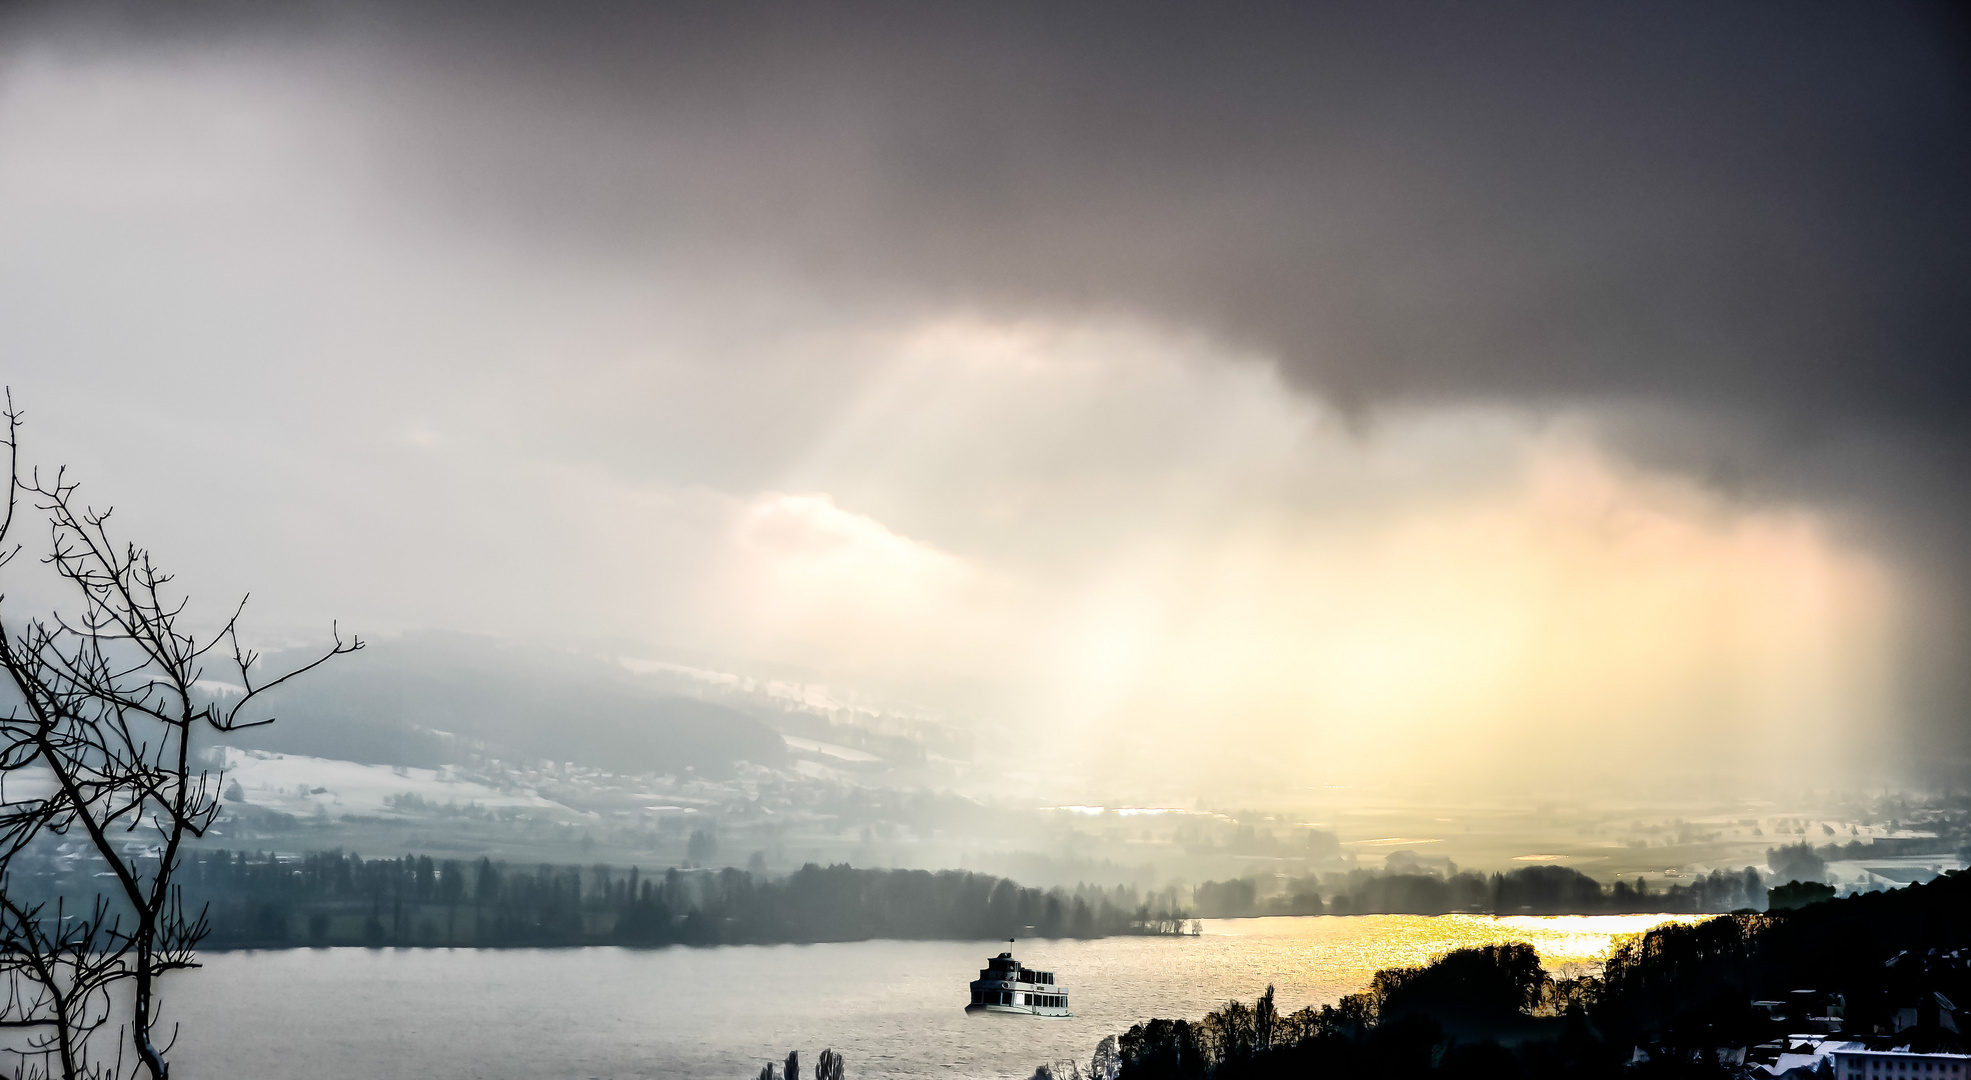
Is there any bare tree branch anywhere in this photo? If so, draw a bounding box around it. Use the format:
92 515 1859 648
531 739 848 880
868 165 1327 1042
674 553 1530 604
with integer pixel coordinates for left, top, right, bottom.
0 392 357 1079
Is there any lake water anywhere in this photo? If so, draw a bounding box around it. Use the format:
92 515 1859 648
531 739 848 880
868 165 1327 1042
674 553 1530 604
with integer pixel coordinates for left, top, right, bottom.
163 915 1695 1080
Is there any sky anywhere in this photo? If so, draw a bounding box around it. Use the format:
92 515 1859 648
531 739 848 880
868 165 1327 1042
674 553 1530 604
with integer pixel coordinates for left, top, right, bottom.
0 1 1966 802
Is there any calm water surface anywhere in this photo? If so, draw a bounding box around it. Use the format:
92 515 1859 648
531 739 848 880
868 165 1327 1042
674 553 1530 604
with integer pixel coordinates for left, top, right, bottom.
170 915 1695 1080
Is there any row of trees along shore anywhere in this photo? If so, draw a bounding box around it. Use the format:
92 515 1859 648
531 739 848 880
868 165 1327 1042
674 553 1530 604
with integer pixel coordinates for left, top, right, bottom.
99 852 1192 948
14 848 1803 954
1191 863 1769 918
6 849 1796 956
1057 869 1971 1080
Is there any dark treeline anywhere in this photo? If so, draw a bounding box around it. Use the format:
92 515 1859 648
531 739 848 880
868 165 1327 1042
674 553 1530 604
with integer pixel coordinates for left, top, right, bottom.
158 850 1191 948
1191 864 1767 917
1099 870 1971 1079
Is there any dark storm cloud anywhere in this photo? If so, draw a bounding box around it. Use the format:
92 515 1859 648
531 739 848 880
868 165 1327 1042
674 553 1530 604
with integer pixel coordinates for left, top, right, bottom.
302 6 1971 423
7 0 1970 765
18 1 1963 430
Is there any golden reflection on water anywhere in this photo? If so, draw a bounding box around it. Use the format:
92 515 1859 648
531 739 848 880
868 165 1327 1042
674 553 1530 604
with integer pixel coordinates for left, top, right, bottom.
1201 913 1708 987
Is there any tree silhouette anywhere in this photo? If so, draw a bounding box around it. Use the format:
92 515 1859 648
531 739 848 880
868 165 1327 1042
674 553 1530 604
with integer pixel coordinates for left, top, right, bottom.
0 396 358 1078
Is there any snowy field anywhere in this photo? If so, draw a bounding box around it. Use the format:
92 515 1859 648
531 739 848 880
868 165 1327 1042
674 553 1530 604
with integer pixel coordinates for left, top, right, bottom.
216 747 573 818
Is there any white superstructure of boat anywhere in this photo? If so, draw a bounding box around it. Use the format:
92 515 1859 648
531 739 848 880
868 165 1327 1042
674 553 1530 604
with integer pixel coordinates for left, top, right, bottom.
966 952 1070 1017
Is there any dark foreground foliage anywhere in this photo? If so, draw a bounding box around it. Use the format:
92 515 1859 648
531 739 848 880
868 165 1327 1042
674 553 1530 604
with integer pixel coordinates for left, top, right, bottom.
1109 871 1971 1079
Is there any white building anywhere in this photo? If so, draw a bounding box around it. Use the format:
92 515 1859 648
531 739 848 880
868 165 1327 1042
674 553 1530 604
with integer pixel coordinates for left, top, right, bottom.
1827 1043 1969 1080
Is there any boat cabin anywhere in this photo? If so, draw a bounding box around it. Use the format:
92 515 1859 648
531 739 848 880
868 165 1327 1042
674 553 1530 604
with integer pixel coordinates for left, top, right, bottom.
966 952 1071 1017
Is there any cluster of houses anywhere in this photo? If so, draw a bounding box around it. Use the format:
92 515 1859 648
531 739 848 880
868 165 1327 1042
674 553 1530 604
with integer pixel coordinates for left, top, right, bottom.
1645 977 1967 1080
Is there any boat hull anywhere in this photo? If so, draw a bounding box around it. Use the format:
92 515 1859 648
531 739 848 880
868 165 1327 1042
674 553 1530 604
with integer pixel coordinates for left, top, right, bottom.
965 1003 1072 1018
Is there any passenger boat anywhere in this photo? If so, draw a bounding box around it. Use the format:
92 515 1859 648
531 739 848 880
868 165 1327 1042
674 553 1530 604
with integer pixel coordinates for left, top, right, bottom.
966 951 1070 1017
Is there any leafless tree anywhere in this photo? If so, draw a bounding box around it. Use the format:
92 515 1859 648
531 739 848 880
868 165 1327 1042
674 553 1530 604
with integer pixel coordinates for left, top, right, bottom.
0 894 133 1079
1088 1035 1120 1080
0 395 360 1078
762 1049 842 1080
